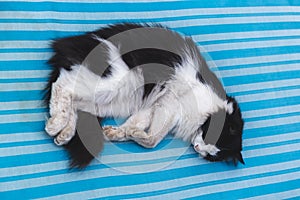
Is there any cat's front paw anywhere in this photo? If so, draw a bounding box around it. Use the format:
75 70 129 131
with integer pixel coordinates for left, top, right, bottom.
194 143 220 157
103 126 126 141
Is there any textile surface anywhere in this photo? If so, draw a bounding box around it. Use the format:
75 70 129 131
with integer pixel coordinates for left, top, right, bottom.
0 0 300 199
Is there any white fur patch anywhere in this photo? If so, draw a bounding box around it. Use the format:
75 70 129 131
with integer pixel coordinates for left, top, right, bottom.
226 101 234 114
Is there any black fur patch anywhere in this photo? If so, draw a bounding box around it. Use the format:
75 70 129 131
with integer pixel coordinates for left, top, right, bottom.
196 71 205 83
201 96 244 165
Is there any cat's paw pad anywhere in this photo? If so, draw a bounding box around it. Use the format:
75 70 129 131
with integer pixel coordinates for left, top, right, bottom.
103 126 126 141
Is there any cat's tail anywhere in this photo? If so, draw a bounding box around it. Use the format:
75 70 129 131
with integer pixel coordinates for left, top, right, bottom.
65 131 96 169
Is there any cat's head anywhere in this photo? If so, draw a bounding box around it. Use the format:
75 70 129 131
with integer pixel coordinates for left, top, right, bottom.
202 96 245 165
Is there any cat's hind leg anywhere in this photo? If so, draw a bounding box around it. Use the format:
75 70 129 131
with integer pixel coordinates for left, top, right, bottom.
104 104 175 148
45 82 72 137
54 106 77 145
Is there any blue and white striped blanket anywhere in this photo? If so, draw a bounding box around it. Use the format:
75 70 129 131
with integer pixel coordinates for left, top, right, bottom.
1 0 300 199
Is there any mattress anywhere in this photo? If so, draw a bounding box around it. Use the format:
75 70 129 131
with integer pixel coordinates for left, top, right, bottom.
0 0 300 199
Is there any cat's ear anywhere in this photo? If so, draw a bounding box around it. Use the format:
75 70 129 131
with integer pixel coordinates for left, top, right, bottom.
225 96 238 114
226 102 234 114
235 152 245 165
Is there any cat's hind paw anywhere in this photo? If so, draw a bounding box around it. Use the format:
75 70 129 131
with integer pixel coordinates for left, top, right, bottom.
45 115 69 137
103 126 126 141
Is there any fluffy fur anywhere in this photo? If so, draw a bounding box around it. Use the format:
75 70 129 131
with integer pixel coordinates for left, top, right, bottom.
44 23 244 168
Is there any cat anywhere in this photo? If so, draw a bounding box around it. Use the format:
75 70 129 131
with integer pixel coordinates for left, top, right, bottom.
44 23 244 169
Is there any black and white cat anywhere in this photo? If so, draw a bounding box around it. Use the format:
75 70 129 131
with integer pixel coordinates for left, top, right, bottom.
44 23 244 168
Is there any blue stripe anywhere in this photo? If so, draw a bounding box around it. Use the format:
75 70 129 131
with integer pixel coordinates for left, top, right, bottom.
0 48 51 53
0 61 50 71
209 45 300 60
0 1 295 12
231 85 300 97
240 96 300 112
243 122 300 139
0 90 45 102
0 139 52 148
222 71 300 86
200 36 300 46
0 121 45 134
0 108 47 115
1 150 298 199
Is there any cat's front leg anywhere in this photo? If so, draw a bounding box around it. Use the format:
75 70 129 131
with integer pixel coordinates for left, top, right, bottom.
103 109 152 142
105 104 175 149
192 131 220 157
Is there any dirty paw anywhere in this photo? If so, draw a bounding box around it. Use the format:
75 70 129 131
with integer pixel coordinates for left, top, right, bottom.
45 116 68 136
53 126 75 146
103 126 126 141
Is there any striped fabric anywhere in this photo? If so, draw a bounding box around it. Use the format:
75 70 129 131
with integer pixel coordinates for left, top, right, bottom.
1 0 300 199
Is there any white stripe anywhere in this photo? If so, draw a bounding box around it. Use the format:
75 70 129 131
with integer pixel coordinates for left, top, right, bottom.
138 171 300 200
0 113 46 124
243 104 300 119
0 131 49 143
3 30 300 49
0 143 58 157
237 88 300 103
2 39 300 59
0 53 50 61
244 131 300 146
2 143 300 193
1 129 299 179
0 100 45 111
0 82 46 91
2 16 300 31
226 78 300 93
194 29 300 42
210 53 300 67
244 115 300 130
242 188 300 200
218 63 300 78
0 41 49 49
0 70 50 79
203 39 300 52
1 7 299 20
2 53 300 70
